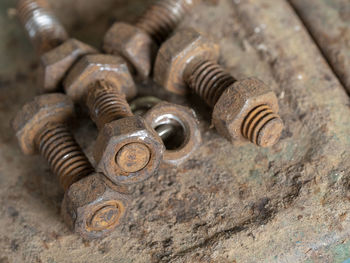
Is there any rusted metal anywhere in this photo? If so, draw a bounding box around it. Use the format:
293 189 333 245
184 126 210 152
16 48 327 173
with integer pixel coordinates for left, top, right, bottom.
16 0 97 91
86 81 164 185
17 0 68 55
154 28 283 147
103 0 199 78
63 54 137 102
12 93 129 239
131 96 201 165
61 173 129 240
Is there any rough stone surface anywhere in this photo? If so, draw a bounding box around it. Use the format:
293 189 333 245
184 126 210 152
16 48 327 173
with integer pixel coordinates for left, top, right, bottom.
288 0 350 94
1 0 350 262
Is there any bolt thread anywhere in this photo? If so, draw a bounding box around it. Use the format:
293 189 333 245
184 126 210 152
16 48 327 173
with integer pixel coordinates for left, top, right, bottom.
242 105 281 146
36 123 94 191
136 0 197 45
87 81 134 129
17 0 68 55
186 60 236 107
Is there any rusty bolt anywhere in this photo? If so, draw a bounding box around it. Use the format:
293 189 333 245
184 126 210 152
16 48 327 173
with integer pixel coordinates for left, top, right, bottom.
86 81 164 185
12 94 129 239
63 54 137 102
103 0 199 78
154 28 284 147
61 172 129 239
17 0 97 91
130 97 201 165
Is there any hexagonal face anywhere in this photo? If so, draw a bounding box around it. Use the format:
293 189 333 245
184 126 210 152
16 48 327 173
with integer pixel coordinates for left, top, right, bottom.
154 27 220 95
64 54 137 102
12 93 74 155
93 115 164 185
103 22 157 79
61 173 129 239
212 78 282 145
39 38 97 92
144 102 201 166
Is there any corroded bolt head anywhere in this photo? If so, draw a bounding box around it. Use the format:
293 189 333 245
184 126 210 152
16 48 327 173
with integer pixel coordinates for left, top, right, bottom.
64 54 137 102
154 27 220 95
94 115 164 185
12 93 74 155
212 78 284 147
61 173 129 239
39 39 97 92
103 22 157 79
144 102 201 166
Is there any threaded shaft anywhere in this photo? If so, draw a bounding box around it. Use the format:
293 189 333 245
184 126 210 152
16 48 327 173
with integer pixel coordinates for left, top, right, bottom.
136 0 198 45
36 123 94 191
186 60 236 107
242 105 282 147
17 0 68 55
87 81 134 129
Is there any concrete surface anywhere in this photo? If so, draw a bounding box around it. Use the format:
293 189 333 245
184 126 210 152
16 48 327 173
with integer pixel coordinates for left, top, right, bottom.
0 0 350 262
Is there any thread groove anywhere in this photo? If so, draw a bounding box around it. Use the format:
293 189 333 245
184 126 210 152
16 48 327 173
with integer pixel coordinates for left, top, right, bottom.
136 0 196 45
36 123 94 190
87 81 133 129
242 105 280 146
17 0 68 55
186 60 235 107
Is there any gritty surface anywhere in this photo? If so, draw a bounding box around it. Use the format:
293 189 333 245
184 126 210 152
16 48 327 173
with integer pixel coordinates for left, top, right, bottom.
1 0 350 262
288 0 350 94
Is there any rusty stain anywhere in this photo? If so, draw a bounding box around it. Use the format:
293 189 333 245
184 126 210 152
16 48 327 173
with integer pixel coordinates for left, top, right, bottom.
13 94 129 239
154 28 283 147
103 0 199 78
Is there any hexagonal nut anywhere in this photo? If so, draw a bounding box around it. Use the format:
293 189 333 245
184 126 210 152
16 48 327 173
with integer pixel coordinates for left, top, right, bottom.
64 54 137 102
212 78 283 147
144 102 201 166
12 93 74 155
94 115 164 185
103 22 157 79
154 27 220 95
61 173 129 239
39 38 97 92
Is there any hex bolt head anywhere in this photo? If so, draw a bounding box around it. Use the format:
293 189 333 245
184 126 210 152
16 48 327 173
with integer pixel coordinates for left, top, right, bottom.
103 0 200 79
61 173 129 240
39 39 97 92
212 78 283 146
94 115 164 185
12 93 74 155
154 28 220 95
103 22 157 79
64 54 137 103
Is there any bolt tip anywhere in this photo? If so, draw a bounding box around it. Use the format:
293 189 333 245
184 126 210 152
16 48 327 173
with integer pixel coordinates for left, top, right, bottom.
256 117 284 147
88 204 121 232
116 142 151 173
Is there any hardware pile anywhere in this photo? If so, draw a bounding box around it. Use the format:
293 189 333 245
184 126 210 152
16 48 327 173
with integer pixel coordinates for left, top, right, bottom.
13 0 284 239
